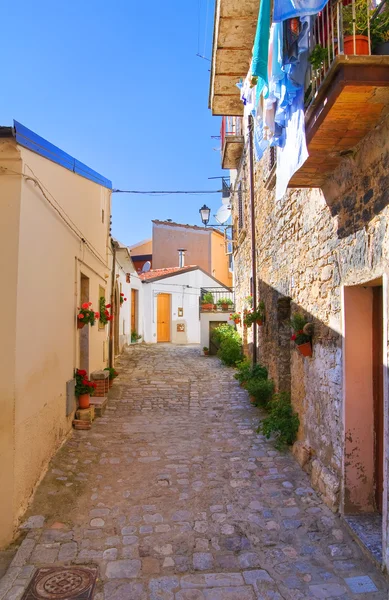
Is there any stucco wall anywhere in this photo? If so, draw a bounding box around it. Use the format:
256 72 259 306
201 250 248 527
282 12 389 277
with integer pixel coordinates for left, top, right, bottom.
211 230 233 287
0 139 111 547
152 222 212 273
143 270 229 344
231 111 389 523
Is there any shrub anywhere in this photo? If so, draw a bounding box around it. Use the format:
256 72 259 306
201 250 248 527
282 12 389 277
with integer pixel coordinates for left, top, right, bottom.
217 297 233 306
104 367 119 380
258 392 300 449
75 369 97 395
218 336 242 366
131 331 142 343
246 377 274 407
234 360 268 384
202 292 214 305
211 323 238 347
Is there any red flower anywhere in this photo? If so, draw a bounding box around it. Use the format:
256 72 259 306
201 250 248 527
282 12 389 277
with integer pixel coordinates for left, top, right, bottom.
78 313 84 320
108 315 113 321
81 302 89 310
77 369 87 376
120 293 124 296
88 302 92 306
291 334 297 341
91 382 97 388
94 312 100 319
82 378 89 385
106 304 111 308
124 298 127 301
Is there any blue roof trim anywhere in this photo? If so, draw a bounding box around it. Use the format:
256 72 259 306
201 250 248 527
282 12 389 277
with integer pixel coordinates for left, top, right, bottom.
13 120 112 189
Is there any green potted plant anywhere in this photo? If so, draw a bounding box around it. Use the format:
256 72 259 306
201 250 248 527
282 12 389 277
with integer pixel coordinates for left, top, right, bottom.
201 292 215 311
217 297 233 311
309 44 328 71
75 369 97 408
290 312 312 357
230 311 241 325
203 346 209 356
245 295 253 308
77 303 99 329
104 366 119 388
342 0 370 55
120 293 127 306
371 4 389 54
99 297 113 326
131 331 142 343
243 301 266 327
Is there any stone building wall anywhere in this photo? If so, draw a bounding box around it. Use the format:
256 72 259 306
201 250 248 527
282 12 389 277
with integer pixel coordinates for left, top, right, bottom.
231 112 389 512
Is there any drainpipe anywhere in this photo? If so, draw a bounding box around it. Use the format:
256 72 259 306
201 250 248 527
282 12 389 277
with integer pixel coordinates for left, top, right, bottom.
109 240 117 368
248 115 257 364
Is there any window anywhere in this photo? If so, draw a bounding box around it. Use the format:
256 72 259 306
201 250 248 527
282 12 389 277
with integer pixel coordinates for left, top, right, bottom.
238 183 244 230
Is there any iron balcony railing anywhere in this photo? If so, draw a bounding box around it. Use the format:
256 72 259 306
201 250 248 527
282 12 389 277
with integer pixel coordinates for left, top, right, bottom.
220 116 243 152
305 0 387 106
200 287 235 312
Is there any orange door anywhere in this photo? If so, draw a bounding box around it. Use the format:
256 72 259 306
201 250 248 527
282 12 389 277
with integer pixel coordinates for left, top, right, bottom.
157 294 171 342
131 289 137 332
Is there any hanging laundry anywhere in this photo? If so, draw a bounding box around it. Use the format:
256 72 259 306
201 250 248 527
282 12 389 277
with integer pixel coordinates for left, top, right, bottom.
252 0 272 97
273 0 328 23
276 88 308 200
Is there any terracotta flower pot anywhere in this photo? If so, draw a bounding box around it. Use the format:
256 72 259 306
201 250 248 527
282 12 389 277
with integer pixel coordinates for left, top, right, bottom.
234 318 241 325
256 319 263 326
78 393 90 409
201 303 214 311
203 350 209 356
77 321 85 329
343 35 369 56
297 342 312 357
221 303 230 311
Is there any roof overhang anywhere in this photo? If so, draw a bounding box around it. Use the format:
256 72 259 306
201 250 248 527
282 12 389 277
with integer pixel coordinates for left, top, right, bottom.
209 0 260 116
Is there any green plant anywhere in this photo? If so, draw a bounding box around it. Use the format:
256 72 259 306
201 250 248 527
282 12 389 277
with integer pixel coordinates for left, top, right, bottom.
99 297 113 326
217 297 233 306
131 331 142 343
246 377 274 407
75 369 97 395
77 302 98 326
258 392 300 449
230 311 241 322
342 0 370 37
371 4 389 47
218 336 243 366
290 312 310 345
104 367 119 380
234 360 268 385
203 346 209 352
243 301 266 327
120 292 127 306
202 292 214 305
245 295 253 308
211 323 238 347
309 44 328 70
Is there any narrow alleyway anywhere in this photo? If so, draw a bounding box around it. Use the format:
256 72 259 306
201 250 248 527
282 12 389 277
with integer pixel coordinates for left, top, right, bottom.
1 345 388 600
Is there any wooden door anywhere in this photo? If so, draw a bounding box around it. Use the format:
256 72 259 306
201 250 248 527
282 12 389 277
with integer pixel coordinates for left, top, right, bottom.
157 294 171 342
131 289 137 333
373 286 384 512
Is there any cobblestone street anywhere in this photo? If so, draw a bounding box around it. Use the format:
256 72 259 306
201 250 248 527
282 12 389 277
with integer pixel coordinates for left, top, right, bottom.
1 345 389 599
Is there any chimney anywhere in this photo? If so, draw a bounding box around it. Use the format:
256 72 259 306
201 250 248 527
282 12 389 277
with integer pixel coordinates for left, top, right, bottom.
178 248 186 268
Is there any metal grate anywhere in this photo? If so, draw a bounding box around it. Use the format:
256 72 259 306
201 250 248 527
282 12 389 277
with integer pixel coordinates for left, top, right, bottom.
22 567 98 600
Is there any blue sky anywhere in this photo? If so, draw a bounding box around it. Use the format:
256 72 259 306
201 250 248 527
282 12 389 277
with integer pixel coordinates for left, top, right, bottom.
1 0 224 245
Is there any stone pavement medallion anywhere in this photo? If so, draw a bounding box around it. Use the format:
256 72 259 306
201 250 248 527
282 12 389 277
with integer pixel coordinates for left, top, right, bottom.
21 567 97 600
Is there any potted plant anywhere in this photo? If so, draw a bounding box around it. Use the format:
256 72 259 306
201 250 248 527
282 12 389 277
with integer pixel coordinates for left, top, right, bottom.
371 4 389 54
201 292 215 311
203 346 209 356
99 297 113 326
104 366 119 388
230 311 241 325
243 301 266 327
77 303 99 329
75 369 97 408
120 293 127 306
131 331 142 343
342 0 370 55
290 312 312 357
309 44 328 71
245 295 253 308
217 297 233 311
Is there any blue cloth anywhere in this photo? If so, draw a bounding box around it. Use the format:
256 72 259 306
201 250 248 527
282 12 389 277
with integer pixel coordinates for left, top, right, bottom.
252 0 271 96
273 0 327 22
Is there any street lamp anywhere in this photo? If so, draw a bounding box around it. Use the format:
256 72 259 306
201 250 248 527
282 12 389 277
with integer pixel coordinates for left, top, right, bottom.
199 204 211 226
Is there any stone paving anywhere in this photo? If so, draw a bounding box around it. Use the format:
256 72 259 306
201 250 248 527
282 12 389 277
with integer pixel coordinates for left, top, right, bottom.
1 344 389 600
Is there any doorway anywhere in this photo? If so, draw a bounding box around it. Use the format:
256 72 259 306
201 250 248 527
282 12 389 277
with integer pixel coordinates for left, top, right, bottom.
79 274 89 373
343 280 384 562
131 289 138 334
157 294 171 342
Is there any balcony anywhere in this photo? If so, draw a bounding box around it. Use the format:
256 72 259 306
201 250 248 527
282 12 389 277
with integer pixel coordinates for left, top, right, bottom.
289 0 389 188
200 287 235 312
221 116 244 169
209 0 260 116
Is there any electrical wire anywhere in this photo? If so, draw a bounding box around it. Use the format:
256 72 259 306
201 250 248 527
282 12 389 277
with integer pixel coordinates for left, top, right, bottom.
203 0 211 58
112 189 223 195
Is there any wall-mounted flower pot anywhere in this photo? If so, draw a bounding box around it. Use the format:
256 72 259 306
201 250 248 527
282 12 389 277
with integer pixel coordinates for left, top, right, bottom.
221 304 231 311
256 319 263 326
297 342 312 357
234 318 241 325
77 321 85 329
78 393 90 409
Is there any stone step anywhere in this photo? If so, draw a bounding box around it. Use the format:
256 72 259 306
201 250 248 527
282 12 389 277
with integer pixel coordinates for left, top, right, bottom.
90 396 108 417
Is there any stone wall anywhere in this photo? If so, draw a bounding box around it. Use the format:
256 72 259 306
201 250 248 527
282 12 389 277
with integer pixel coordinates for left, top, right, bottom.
231 112 389 512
